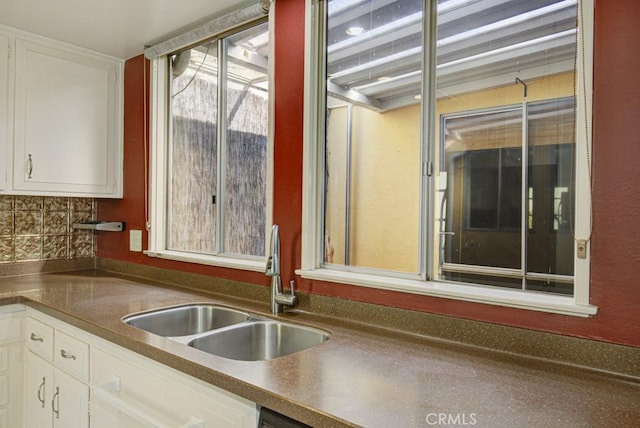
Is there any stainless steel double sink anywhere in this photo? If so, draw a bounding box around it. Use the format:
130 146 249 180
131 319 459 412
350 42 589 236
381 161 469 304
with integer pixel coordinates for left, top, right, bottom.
123 304 329 361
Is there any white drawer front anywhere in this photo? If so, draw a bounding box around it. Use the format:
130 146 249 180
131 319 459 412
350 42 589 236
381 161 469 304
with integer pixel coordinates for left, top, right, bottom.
54 330 89 383
25 317 54 361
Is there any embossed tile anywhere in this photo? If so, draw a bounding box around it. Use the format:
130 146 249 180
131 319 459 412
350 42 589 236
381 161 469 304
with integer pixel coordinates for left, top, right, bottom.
0 237 13 262
15 196 43 211
0 196 14 211
72 198 94 213
71 231 94 257
15 211 43 235
15 236 42 260
71 210 94 225
45 197 69 212
44 235 68 259
44 211 69 235
0 212 14 236
1 197 95 263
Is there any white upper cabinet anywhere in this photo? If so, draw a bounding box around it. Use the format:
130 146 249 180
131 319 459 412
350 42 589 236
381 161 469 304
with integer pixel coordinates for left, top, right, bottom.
0 26 123 198
0 32 10 192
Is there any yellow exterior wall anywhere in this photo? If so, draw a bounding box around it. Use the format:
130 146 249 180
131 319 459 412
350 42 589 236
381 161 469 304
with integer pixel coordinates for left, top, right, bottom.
325 103 421 273
349 104 421 273
437 73 575 115
325 106 348 265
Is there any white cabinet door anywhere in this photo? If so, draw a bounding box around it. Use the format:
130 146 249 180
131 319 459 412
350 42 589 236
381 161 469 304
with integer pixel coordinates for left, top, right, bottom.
13 38 122 197
0 32 10 192
25 351 89 428
53 368 88 428
25 352 53 428
0 343 24 428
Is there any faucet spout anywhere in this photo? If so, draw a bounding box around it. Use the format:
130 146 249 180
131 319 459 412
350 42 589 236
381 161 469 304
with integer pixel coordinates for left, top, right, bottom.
266 225 297 314
265 225 280 276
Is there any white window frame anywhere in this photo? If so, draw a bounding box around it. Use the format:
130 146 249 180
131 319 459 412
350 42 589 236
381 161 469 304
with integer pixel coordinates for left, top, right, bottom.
146 7 274 272
299 0 597 317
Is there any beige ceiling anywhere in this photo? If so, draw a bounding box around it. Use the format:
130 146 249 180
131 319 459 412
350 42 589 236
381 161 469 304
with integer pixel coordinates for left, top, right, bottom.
0 0 246 59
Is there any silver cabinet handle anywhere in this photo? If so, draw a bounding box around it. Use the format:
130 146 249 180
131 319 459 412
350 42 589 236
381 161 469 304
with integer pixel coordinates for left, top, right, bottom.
60 349 76 360
27 154 33 179
52 386 60 419
30 333 44 342
37 377 46 408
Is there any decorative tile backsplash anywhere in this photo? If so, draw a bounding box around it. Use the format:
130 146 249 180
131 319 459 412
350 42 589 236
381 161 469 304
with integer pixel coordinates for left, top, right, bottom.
0 196 96 263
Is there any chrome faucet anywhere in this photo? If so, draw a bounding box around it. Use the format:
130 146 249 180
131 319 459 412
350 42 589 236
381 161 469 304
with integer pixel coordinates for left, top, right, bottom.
266 225 297 314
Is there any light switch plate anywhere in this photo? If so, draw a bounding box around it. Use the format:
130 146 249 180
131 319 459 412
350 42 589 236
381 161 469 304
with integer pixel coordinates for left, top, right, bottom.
130 230 142 252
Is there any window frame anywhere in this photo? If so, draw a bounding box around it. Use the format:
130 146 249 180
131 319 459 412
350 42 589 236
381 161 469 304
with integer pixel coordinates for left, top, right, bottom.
146 13 274 273
300 0 596 316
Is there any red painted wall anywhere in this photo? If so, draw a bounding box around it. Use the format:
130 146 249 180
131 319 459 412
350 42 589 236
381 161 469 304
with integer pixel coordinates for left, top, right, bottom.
99 0 640 347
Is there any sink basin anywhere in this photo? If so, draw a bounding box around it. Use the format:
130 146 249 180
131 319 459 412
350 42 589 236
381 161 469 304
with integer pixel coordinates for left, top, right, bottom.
123 304 330 361
123 304 251 337
188 320 329 361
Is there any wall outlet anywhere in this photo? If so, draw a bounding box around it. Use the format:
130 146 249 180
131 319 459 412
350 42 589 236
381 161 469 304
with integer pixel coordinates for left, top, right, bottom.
129 230 143 252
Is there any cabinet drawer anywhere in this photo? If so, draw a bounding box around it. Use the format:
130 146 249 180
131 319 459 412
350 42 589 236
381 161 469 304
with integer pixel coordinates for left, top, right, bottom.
25 317 54 361
54 330 89 382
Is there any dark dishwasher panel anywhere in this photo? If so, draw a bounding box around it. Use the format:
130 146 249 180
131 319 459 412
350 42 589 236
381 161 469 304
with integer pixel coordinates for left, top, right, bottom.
258 407 311 428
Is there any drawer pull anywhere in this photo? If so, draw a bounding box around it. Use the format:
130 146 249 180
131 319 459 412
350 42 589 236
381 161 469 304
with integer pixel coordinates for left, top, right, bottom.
30 333 44 342
60 349 77 360
37 377 46 408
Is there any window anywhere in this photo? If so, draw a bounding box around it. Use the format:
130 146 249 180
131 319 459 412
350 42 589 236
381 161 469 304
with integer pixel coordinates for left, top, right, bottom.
441 98 575 294
302 0 595 315
148 5 271 271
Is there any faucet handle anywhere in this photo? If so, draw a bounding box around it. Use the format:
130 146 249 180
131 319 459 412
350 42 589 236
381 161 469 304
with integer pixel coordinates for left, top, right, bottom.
274 280 297 309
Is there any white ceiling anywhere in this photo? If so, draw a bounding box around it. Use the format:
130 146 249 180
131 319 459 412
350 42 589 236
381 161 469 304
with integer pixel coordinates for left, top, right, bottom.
0 0 245 59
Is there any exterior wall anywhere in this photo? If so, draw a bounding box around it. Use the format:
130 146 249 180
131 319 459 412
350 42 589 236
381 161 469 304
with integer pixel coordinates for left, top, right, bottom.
98 0 640 348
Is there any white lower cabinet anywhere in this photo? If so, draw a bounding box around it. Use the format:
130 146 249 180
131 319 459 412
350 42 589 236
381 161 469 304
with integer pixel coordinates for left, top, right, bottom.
25 352 88 428
24 313 89 428
0 305 25 428
91 346 257 428
23 307 257 428
25 352 51 428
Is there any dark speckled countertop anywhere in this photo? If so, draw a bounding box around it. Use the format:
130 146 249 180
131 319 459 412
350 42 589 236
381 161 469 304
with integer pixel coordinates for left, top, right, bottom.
1 270 639 427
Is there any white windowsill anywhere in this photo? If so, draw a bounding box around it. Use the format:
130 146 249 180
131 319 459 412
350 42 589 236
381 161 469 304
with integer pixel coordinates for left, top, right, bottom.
296 268 598 317
144 250 266 273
